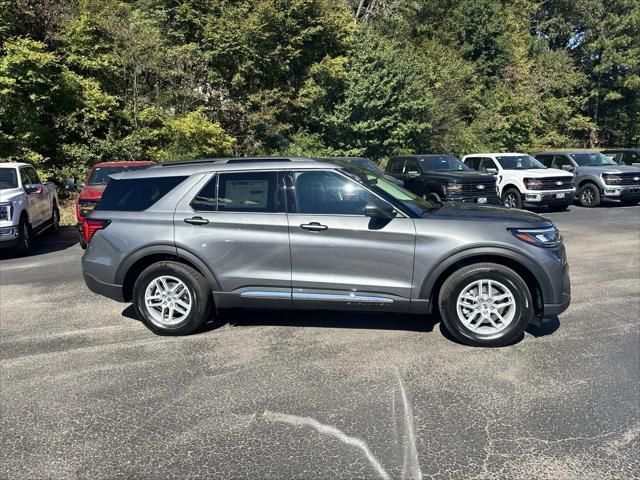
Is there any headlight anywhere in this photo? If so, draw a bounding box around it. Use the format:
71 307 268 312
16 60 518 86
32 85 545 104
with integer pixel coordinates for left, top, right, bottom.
445 183 463 192
602 174 621 184
508 226 562 248
524 178 543 189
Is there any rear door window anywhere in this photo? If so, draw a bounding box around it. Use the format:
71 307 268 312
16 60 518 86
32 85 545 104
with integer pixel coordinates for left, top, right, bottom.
96 176 187 211
386 158 405 174
217 172 280 213
479 158 498 173
552 155 572 170
404 158 419 173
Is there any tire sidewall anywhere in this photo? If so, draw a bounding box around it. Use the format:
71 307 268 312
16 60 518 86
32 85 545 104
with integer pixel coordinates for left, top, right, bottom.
440 267 532 347
17 217 31 254
133 263 210 335
579 184 600 207
502 189 522 209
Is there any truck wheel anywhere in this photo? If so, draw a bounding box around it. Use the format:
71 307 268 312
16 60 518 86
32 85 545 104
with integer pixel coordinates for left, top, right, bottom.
16 217 31 255
579 184 600 207
50 203 60 233
438 262 533 347
424 192 442 203
502 188 522 209
133 261 213 336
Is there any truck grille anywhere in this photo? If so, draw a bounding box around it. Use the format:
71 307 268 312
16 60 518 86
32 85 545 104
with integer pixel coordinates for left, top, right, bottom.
534 177 574 190
459 181 498 198
615 173 640 186
0 204 10 221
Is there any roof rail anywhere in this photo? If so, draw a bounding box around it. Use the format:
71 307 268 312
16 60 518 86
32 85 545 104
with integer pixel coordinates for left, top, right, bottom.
159 156 309 167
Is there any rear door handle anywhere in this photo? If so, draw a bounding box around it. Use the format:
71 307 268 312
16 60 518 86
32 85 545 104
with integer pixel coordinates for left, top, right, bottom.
184 216 209 225
300 222 328 231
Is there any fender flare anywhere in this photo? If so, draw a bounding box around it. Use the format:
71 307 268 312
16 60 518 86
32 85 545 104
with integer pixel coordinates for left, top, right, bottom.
114 243 221 292
419 245 553 303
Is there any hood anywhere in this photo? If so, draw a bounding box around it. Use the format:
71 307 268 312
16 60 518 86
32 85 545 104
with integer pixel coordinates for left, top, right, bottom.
79 184 107 200
577 164 640 174
424 202 551 227
519 168 573 178
425 171 495 182
0 188 24 203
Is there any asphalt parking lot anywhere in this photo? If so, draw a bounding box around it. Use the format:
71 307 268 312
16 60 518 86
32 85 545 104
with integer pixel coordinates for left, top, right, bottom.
1 205 639 479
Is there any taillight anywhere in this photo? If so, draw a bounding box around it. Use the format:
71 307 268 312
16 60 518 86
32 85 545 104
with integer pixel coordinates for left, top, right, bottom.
83 218 111 243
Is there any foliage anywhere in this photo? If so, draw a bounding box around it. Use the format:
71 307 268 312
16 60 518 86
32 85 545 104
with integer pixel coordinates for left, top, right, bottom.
0 0 637 181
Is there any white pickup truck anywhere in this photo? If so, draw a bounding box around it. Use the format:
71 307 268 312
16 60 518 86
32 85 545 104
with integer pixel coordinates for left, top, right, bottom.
462 153 575 211
0 162 59 253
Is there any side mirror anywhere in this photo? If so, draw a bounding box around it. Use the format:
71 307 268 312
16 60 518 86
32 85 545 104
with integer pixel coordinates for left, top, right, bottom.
65 177 76 190
24 184 43 195
407 171 420 179
486 168 498 175
562 165 574 172
364 203 396 218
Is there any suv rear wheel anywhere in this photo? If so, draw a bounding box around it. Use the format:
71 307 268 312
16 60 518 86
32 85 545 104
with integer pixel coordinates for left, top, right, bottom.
133 261 213 335
438 263 533 347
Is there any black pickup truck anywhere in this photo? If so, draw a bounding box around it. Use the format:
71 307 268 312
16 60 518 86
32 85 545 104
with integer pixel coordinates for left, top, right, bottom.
385 154 499 204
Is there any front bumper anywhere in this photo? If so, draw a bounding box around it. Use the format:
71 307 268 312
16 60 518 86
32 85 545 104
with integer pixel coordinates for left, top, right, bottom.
541 259 571 318
522 189 575 205
602 185 640 199
447 195 500 205
0 225 19 248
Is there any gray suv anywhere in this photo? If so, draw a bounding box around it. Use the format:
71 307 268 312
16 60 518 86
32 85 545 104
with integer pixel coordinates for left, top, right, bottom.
82 157 571 347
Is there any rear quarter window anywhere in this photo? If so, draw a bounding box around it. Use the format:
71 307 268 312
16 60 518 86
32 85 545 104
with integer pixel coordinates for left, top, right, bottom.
96 176 187 211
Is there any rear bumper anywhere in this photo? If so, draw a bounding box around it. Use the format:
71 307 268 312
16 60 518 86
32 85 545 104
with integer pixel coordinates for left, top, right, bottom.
83 272 125 302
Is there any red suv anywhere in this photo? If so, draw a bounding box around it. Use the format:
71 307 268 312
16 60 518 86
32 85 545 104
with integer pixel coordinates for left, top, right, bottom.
76 161 154 247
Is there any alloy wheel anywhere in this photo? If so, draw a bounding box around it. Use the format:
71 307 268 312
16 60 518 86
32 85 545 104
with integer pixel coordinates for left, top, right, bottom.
456 279 516 335
504 193 518 208
144 275 193 327
581 188 594 205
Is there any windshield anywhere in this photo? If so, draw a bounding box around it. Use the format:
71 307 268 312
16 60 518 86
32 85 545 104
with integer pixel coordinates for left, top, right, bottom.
569 152 617 166
496 155 546 170
342 168 434 216
87 165 150 186
348 158 384 176
0 168 19 189
419 156 471 172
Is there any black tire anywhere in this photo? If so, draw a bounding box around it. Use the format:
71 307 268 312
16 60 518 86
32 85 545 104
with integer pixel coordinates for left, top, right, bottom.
502 188 522 209
50 203 60 234
133 261 213 335
16 216 31 255
425 192 442 203
438 262 533 347
578 183 601 207
77 226 87 249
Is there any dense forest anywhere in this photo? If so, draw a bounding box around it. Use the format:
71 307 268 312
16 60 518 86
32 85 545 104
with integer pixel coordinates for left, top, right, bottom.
0 0 638 181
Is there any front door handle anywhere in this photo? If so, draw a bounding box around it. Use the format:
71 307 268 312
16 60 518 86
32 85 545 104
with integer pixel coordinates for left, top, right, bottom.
184 216 209 225
300 222 328 232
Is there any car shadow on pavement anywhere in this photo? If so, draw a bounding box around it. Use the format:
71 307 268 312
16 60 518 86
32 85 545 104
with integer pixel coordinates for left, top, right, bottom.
121 305 438 333
0 225 79 260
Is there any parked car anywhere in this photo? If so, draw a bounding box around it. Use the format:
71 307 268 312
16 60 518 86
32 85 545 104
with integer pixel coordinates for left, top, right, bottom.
533 151 640 207
462 153 575 211
82 157 570 347
75 161 154 247
601 148 640 167
0 162 59 253
385 155 499 204
316 157 403 185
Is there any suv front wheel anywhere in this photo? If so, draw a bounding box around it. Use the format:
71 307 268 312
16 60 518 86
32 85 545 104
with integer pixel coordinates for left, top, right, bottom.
438 263 533 347
133 261 213 335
